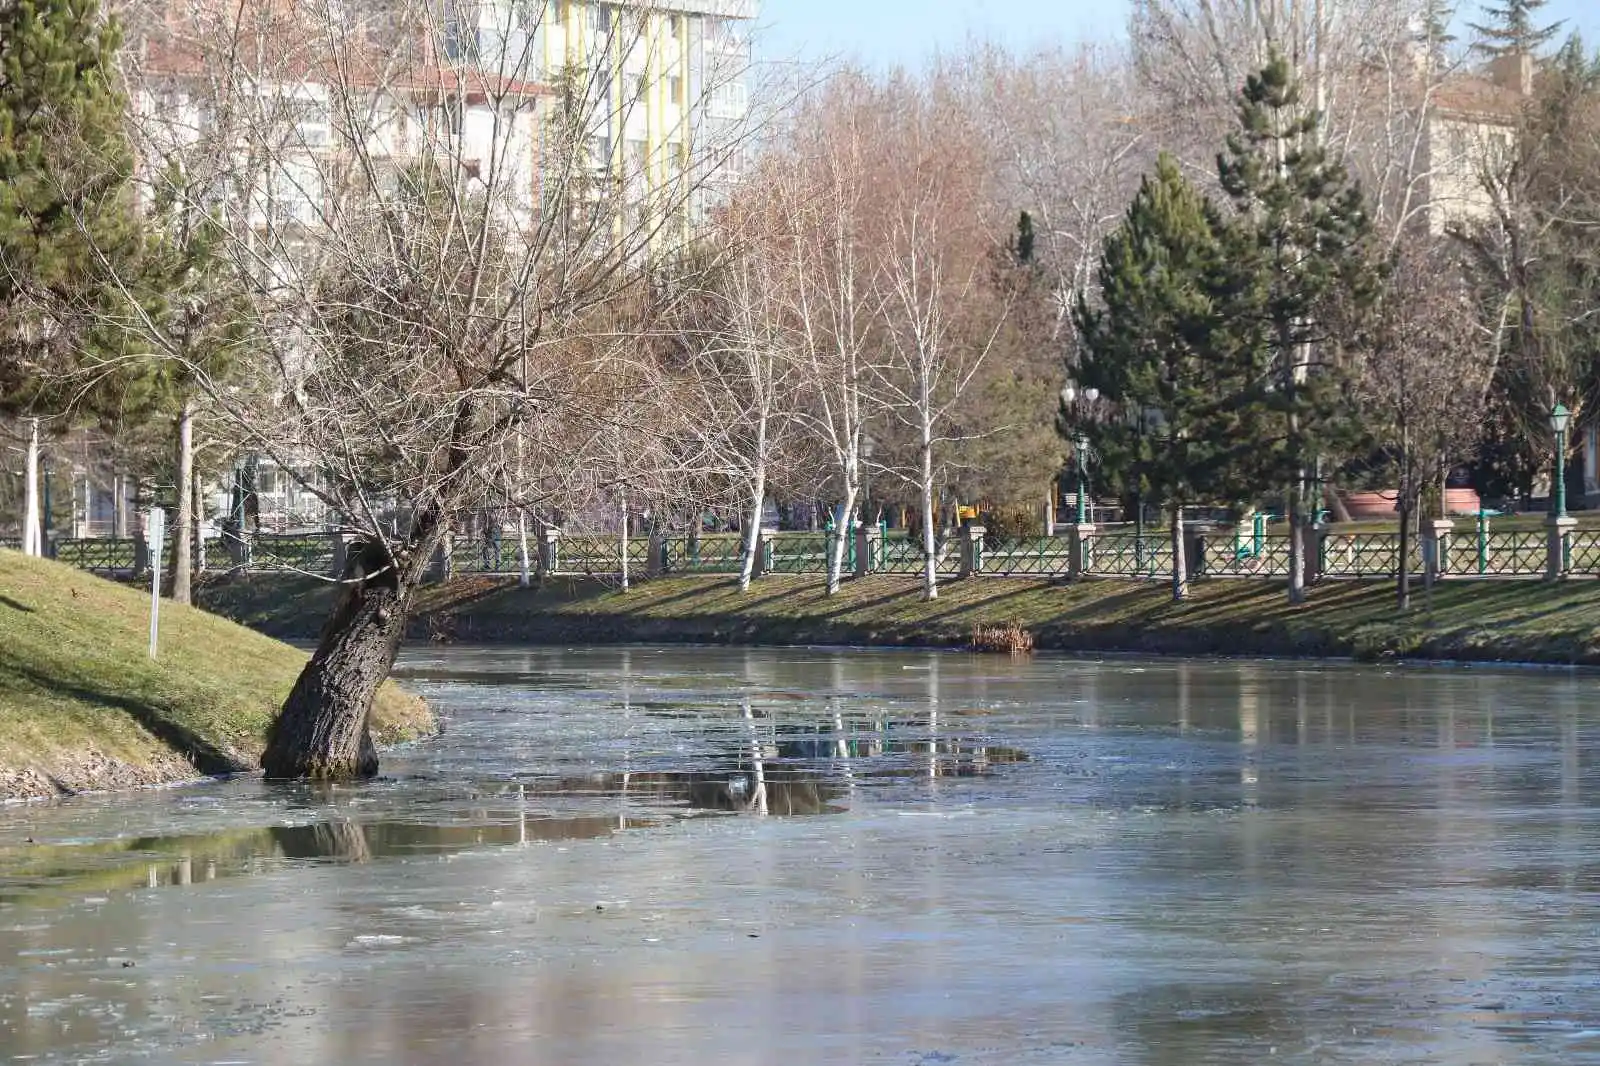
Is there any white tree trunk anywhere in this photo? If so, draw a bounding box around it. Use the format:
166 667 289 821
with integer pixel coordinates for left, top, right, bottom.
826 485 859 596
619 491 630 592
516 510 531 588
739 465 766 593
172 398 196 605
193 464 207 574
920 429 938 602
21 418 41 557
1287 484 1307 605
1170 504 1188 602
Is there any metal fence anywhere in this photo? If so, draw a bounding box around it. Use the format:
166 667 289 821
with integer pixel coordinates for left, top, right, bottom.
879 535 960 577
1203 533 1293 577
661 534 745 574
9 520 1599 585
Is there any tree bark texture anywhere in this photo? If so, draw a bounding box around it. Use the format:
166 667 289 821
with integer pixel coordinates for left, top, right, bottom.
171 398 195 605
825 484 859 596
920 428 938 602
260 539 415 780
739 467 766 592
1170 505 1188 602
1396 502 1413 611
22 418 41 557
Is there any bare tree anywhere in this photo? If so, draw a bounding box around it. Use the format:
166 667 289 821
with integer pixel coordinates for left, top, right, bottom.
1358 241 1494 608
949 42 1151 345
867 82 1006 601
769 78 884 595
673 222 804 590
98 0 759 777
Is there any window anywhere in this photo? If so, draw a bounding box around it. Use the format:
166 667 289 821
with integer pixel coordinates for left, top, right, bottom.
667 13 681 40
293 98 329 148
708 80 746 118
669 75 682 101
547 0 561 25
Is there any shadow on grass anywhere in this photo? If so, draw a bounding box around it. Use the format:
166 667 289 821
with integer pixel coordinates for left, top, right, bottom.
8 660 252 777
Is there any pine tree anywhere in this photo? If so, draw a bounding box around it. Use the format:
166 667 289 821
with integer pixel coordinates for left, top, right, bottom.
0 0 142 398
1416 0 1458 71
1216 54 1382 604
1071 155 1264 602
1 0 145 556
1469 0 1563 57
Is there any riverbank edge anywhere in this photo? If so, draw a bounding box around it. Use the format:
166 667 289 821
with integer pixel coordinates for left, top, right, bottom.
195 572 1600 668
0 551 435 802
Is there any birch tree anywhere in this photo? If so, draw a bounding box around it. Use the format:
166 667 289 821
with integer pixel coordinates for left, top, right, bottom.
869 84 1005 601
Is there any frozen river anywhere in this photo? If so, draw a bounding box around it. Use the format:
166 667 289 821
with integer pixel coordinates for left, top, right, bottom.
3 647 1599 1064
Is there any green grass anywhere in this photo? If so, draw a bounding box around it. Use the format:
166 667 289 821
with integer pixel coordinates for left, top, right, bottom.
198 570 1600 667
0 550 433 800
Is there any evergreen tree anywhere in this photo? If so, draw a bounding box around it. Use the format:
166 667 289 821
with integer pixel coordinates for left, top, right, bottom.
1071 155 1264 602
1416 0 1459 70
1 0 146 557
1470 0 1563 57
1216 54 1382 604
0 0 142 406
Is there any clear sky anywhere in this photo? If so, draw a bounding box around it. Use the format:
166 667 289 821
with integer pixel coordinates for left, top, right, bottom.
757 0 1600 69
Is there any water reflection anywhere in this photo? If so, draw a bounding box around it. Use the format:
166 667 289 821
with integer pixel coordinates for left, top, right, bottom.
2 649 1600 1066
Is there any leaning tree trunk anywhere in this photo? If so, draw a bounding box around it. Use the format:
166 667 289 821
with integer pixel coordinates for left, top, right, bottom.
261 538 423 779
825 484 859 596
738 465 766 593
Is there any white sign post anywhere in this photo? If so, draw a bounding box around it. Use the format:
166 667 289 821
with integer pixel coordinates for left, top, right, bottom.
147 509 166 660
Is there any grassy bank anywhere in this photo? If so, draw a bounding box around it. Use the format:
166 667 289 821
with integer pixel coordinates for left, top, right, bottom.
0 550 433 801
197 570 1600 666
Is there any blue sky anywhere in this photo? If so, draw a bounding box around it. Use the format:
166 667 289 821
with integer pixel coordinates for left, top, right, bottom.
758 0 1600 69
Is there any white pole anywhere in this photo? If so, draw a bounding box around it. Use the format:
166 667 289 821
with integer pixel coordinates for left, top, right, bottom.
148 509 165 659
22 418 41 557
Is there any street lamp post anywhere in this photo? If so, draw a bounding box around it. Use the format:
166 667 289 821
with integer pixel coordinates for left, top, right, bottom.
1550 403 1571 519
1546 402 1575 581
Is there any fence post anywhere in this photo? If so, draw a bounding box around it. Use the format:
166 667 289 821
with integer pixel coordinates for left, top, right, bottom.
1309 523 1330 585
1547 515 1577 580
854 523 880 578
1425 520 1453 581
539 526 560 576
1068 523 1096 578
753 527 778 578
647 530 667 577
134 522 152 576
1185 525 1208 580
959 525 987 577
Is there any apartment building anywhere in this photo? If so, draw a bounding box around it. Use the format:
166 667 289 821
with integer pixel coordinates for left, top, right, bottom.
1418 52 1529 235
461 0 755 223
131 0 753 233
